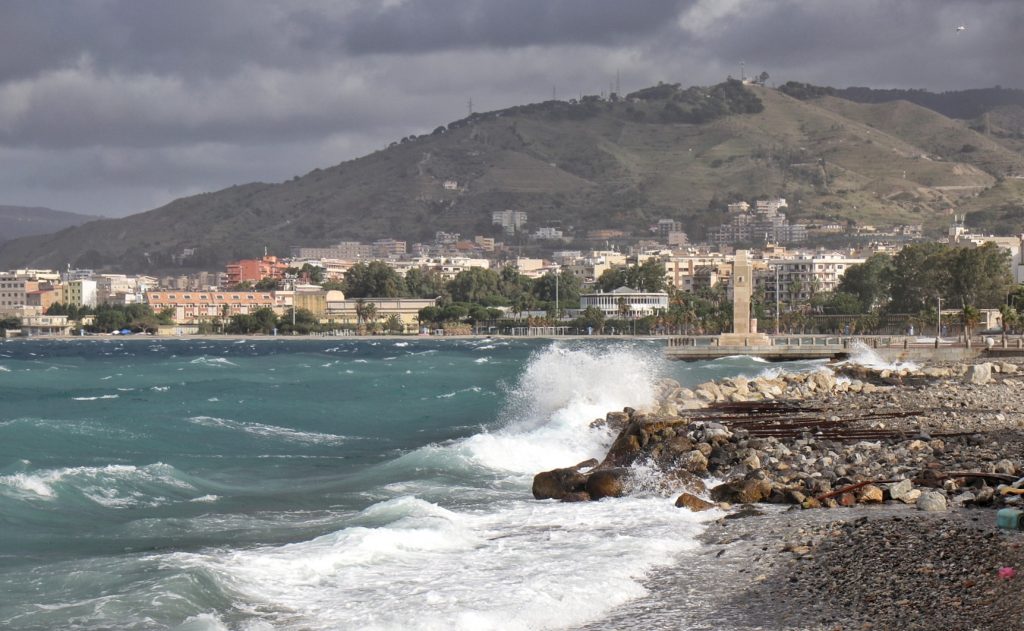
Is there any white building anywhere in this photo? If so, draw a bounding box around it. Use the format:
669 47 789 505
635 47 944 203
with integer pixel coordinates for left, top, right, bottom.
492 210 528 235
579 286 669 318
760 254 865 303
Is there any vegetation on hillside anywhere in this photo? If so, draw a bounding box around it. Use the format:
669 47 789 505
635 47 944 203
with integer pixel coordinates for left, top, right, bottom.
2 79 1022 272
780 82 1024 120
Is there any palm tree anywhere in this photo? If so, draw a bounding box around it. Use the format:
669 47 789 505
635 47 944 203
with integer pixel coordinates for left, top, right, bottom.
962 304 981 344
355 299 378 334
384 313 403 334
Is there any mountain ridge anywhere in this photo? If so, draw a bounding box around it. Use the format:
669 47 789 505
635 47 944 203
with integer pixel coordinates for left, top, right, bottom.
0 206 101 245
1 81 1021 272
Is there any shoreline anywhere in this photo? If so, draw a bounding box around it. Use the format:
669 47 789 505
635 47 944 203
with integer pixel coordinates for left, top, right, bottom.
562 357 1024 630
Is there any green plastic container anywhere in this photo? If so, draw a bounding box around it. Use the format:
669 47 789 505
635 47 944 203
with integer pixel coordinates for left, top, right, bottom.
997 508 1024 530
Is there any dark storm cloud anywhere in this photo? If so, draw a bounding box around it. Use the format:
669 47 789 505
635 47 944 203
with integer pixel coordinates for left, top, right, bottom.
308 0 690 55
0 0 1020 217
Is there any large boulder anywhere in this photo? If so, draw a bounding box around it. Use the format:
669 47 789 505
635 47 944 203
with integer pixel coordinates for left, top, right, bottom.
962 363 992 385
710 478 773 504
676 449 709 474
916 491 948 512
586 468 630 500
675 492 716 512
532 459 597 500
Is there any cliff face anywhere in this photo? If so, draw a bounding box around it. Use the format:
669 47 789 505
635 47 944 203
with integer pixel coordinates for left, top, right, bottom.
1 81 1020 272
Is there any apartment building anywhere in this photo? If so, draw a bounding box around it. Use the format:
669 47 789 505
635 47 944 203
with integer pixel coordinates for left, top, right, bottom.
145 290 278 324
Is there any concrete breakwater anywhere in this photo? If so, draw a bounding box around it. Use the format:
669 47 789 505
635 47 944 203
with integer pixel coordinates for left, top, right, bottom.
533 359 1024 516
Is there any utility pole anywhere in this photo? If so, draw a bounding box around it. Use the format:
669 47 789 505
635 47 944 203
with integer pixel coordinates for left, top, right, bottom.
554 271 559 323
937 296 943 346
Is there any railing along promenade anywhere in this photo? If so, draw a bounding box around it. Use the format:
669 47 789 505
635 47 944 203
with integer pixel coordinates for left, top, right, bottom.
665 334 1024 361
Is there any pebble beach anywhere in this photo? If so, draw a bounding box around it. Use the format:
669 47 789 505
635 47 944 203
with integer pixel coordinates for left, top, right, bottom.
557 355 1024 630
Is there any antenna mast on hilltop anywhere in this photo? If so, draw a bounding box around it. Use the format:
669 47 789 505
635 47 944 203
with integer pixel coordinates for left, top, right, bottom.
467 98 473 116
616 70 621 95
740 60 746 82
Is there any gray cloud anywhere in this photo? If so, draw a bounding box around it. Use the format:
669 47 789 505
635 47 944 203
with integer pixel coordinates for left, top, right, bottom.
0 0 1019 217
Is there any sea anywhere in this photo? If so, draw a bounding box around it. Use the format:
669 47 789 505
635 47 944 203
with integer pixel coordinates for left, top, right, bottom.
0 337 827 630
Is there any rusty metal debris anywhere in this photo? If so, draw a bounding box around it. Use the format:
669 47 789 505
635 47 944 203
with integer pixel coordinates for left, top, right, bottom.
677 399 993 441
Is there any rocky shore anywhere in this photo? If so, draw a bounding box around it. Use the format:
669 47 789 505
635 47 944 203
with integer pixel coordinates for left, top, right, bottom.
535 357 1024 630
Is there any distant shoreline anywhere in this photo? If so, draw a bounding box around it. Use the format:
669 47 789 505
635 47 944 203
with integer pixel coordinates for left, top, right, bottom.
1 333 661 342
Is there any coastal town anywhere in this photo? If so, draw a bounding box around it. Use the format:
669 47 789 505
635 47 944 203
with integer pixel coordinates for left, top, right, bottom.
1 198 1020 341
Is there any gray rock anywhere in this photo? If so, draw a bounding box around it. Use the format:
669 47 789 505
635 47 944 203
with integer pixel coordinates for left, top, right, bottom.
916 491 948 512
888 478 914 502
962 363 992 385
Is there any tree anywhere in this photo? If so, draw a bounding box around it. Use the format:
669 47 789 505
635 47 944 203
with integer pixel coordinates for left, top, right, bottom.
962 305 981 339
596 260 666 293
344 261 406 298
254 277 280 291
384 314 404 334
632 259 666 293
279 308 319 335
810 291 862 315
617 296 631 320
531 270 581 310
0 317 20 330
948 243 1013 309
837 253 893 312
1000 304 1019 336
354 299 377 332
404 268 445 298
251 307 279 334
447 268 505 305
577 306 605 333
299 263 325 284
885 243 953 313
417 306 442 326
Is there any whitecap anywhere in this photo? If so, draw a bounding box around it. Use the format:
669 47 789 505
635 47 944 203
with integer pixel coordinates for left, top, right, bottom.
191 494 715 631
73 394 119 401
189 356 238 367
186 416 348 446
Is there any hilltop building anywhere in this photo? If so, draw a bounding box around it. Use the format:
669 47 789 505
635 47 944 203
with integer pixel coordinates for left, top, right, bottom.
492 210 528 235
709 198 807 245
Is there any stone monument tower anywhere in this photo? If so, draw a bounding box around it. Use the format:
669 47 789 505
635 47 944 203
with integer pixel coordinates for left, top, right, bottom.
732 250 752 335
719 250 771 347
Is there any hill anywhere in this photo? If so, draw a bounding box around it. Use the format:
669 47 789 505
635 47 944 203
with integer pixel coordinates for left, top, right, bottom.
0 206 99 244
0 80 1022 272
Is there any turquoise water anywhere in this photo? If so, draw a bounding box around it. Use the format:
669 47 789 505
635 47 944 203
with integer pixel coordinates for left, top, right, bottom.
0 337 801 630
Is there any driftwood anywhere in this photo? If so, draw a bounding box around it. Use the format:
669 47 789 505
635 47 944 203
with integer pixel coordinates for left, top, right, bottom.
939 471 1018 484
815 479 896 502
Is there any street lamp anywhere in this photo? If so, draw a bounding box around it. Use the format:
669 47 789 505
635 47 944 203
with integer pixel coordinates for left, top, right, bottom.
774 264 780 335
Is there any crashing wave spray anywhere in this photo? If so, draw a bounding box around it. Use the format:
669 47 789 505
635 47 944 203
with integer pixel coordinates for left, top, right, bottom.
457 343 666 474
840 339 919 372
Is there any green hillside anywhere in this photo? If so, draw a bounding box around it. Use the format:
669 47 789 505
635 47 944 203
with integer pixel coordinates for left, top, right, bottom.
1 80 1022 272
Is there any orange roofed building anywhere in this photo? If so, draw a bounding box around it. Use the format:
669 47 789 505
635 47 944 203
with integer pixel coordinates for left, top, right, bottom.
224 256 289 286
146 290 278 324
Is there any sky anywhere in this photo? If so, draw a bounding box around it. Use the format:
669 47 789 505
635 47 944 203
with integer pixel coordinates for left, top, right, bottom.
0 0 1021 218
